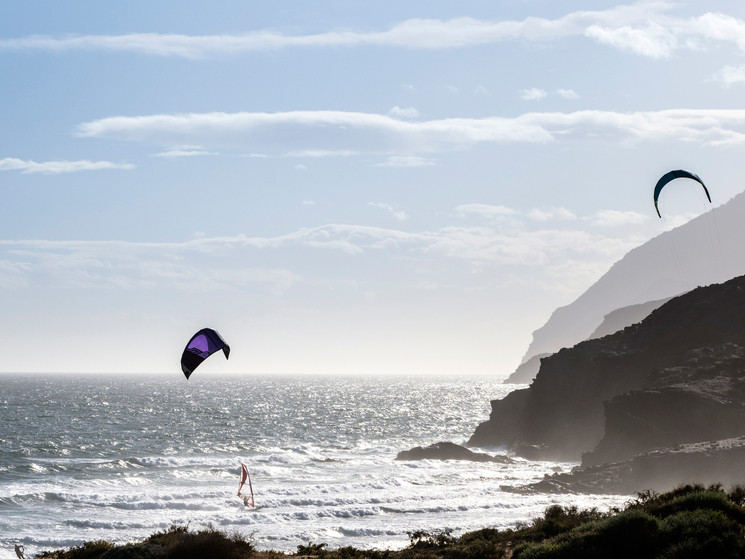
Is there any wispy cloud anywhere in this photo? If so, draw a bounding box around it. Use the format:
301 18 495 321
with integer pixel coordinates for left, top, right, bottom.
389 106 420 119
0 157 134 174
3 3 744 72
0 222 645 294
585 21 677 59
152 146 219 157
715 64 745 86
455 204 517 218
376 155 436 167
590 209 649 226
527 207 577 221
368 202 409 222
557 88 579 99
75 108 745 157
0 3 699 58
520 87 547 101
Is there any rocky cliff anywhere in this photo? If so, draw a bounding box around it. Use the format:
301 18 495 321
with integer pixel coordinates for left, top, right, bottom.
503 298 672 385
469 274 745 473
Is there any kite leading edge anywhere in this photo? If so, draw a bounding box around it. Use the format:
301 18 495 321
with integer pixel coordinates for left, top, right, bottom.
653 169 711 218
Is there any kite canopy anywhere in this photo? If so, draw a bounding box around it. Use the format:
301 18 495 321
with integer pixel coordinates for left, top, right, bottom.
181 328 230 379
653 170 711 218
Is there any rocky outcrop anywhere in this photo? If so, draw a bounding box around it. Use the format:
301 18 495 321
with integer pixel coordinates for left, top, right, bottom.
469 274 745 470
532 437 745 495
395 441 513 463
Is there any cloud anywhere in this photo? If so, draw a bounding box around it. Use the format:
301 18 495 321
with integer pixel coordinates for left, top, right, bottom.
0 3 690 58
585 21 678 59
389 106 420 119
368 202 409 222
0 237 305 293
520 87 547 101
0 222 645 294
152 146 219 157
455 204 517 218
4 1 744 76
376 155 436 167
557 88 579 99
714 64 745 86
527 207 577 221
75 108 745 157
0 157 134 174
660 212 701 230
590 209 649 226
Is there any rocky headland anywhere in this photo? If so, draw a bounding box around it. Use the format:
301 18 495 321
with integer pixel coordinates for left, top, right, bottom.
469 274 745 493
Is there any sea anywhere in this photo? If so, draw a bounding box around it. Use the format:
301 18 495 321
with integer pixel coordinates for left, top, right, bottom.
0 374 630 558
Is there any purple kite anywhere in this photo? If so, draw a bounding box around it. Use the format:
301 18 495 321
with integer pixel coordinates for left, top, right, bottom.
181 328 230 379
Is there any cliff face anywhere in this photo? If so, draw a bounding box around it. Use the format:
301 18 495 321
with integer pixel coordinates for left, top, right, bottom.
469 274 745 467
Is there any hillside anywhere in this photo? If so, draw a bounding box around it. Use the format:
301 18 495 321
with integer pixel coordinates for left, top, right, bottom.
518 190 745 368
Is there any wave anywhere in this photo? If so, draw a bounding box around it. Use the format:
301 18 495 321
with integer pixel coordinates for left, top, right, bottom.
63 519 148 530
337 526 399 538
111 500 222 511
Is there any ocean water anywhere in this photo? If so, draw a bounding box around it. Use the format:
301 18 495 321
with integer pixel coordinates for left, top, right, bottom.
0 374 629 558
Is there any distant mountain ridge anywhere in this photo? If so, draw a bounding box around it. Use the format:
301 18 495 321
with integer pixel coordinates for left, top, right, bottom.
586 297 671 340
518 190 745 367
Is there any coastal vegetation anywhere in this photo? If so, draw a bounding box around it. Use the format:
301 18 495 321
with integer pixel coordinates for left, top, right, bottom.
36 483 745 559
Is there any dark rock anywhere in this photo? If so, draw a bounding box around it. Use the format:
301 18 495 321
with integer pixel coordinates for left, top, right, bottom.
469 274 745 466
396 441 513 463
532 437 745 495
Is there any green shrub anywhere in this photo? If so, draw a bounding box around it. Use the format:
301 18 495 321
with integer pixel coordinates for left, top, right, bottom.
514 509 659 559
653 490 745 524
728 485 745 507
36 540 115 559
528 505 605 540
659 509 745 559
296 542 328 556
406 530 456 549
172 529 253 559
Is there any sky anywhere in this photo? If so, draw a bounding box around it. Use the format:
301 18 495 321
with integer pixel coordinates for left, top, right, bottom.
2 1 745 376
